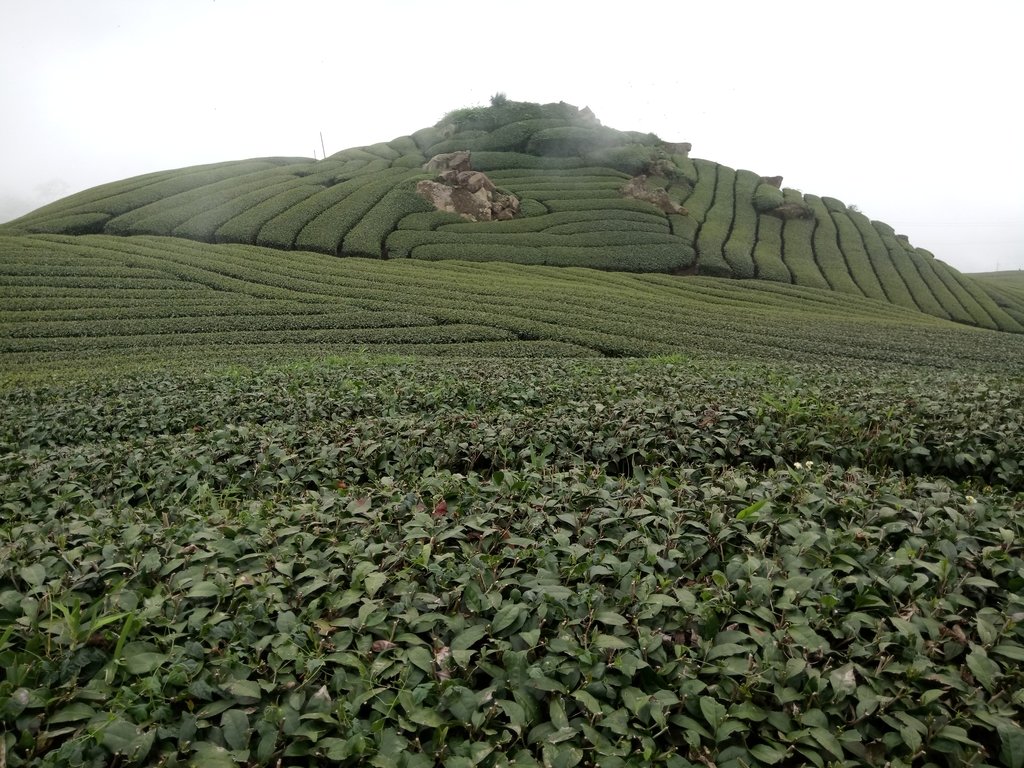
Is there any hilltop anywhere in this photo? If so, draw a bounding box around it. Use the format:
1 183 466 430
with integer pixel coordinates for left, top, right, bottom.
3 98 1023 339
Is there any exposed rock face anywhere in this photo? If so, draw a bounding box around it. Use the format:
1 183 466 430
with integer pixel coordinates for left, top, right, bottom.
620 175 686 215
761 175 784 188
423 150 472 173
663 141 692 156
764 202 814 220
418 152 520 221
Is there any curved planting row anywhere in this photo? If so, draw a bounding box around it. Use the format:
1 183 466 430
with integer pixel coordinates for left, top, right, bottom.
5 234 1024 373
693 164 735 278
2 98 1018 331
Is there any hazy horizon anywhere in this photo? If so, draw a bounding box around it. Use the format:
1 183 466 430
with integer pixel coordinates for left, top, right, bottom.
2 0 1022 273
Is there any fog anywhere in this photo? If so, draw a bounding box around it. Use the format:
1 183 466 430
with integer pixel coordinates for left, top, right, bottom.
2 0 1021 272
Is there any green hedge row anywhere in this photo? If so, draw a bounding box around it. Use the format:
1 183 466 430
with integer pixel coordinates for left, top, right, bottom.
296 172 419 255
871 222 949 318
258 169 410 251
519 199 548 217
721 170 761 279
14 160 302 225
422 130 490 157
342 185 434 258
820 196 847 213
392 154 427 169
213 186 324 246
847 211 920 311
104 166 304 238
170 179 301 243
386 230 687 259
97 161 296 228
432 210 663 234
581 144 661 176
939 266 1024 332
780 191 831 290
752 183 785 213
928 259 1012 331
386 136 420 156
327 147 390 163
410 126 445 153
693 164 735 277
682 159 718 224
525 125 624 156
5 171 174 227
830 210 888 301
695 219 733 278
409 242 694 272
543 219 669 236
805 195 863 295
499 177 625 191
361 142 401 161
668 213 698 246
511 189 625 202
487 168 630 181
468 152 588 172
751 215 791 282
395 211 466 231
907 249 975 324
544 198 667 215
24 212 109 236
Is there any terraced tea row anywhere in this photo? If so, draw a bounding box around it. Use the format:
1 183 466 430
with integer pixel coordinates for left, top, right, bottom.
4 99 1020 333
4 234 1024 376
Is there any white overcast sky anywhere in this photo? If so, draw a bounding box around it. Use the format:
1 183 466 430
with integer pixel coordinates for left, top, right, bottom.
2 0 1022 273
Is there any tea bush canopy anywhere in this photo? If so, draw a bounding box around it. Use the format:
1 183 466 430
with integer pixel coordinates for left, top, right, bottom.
4 98 1022 333
3 98 1024 768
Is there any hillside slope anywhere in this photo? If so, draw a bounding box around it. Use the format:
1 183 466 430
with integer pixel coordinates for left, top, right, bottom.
4 233 1024 377
2 99 1020 334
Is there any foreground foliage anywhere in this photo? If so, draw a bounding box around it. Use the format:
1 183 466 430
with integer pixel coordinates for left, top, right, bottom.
2 357 1023 767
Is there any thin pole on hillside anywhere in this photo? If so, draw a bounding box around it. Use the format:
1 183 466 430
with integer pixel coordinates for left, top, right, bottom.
320 132 326 161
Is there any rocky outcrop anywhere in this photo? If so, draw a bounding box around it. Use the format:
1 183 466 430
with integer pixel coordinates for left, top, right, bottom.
764 202 814 220
663 141 692 156
620 175 686 215
423 150 472 173
418 152 520 221
760 175 784 188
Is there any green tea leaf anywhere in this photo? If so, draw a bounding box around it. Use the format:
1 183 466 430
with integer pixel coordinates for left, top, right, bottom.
221 709 250 752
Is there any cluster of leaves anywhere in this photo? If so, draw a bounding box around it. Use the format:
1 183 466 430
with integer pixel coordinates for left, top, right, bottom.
1 356 1023 767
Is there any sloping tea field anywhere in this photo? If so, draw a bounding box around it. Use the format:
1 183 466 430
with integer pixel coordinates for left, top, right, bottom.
2 97 1024 767
5 99 1022 334
4 232 1024 378
2 354 1023 767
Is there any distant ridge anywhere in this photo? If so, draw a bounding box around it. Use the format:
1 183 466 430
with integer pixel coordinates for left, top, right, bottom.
2 98 1022 333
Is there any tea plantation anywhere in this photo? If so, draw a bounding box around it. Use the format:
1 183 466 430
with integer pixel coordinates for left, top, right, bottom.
4 99 1022 333
1 99 1024 767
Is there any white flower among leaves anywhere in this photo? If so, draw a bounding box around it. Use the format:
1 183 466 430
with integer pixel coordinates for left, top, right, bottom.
793 462 803 470
966 495 977 504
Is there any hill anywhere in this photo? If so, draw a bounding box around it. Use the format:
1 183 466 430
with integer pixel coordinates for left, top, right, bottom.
3 99 1022 335
2 101 1024 768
